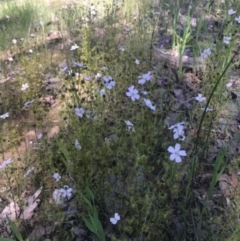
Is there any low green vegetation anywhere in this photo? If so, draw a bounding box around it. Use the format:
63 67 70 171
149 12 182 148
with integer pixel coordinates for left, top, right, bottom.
0 0 240 240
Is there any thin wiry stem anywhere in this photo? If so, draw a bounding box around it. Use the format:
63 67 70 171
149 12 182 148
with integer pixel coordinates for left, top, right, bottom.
186 46 240 202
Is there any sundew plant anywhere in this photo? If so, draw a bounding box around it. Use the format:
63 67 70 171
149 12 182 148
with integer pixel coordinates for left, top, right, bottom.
1 0 240 240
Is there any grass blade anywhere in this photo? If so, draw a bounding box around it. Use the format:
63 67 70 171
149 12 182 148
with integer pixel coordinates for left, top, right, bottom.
7 216 23 241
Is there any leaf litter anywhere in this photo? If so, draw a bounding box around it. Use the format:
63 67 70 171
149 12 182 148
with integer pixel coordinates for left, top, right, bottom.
0 187 42 221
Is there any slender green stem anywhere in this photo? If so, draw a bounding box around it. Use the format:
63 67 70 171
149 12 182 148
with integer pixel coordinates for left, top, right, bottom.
186 46 240 202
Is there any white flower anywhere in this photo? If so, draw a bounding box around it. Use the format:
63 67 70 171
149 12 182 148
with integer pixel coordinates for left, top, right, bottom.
103 76 115 90
173 125 185 140
138 71 151 85
126 85 140 101
73 61 84 68
70 44 79 51
105 80 115 89
110 213 120 225
60 185 73 200
226 82 233 88
0 112 9 119
37 133 43 139
95 73 102 79
141 90 149 95
223 36 231 45
119 46 125 52
8 57 13 62
28 49 33 53
21 83 29 91
12 39 17 44
167 143 187 163
168 122 185 130
53 173 61 182
103 76 112 83
85 75 91 81
89 5 97 16
169 122 185 141
52 189 64 205
195 93 206 102
228 9 236 15
75 107 85 118
144 98 156 111
75 139 82 150
0 158 12 169
24 167 34 177
99 89 106 96
201 48 211 59
135 59 140 65
124 120 133 126
124 120 135 132
235 16 240 23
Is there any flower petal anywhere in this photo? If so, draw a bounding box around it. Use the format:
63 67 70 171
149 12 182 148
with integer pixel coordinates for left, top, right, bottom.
170 153 176 161
173 132 179 139
135 94 140 100
129 86 134 91
115 213 120 220
175 143 181 152
138 79 145 85
179 150 187 156
167 146 175 153
175 154 182 163
110 217 117 225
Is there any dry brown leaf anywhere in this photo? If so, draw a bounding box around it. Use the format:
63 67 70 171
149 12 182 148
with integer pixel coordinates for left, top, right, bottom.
182 73 201 92
218 173 238 197
20 202 38 220
219 174 232 185
0 187 42 221
231 173 238 188
174 89 184 99
173 88 192 109
25 130 37 142
20 187 42 220
27 224 56 241
0 201 20 220
26 187 42 204
47 126 60 138
219 180 230 197
219 173 238 188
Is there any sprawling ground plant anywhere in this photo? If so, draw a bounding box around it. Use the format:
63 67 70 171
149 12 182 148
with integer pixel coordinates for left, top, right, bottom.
1 0 240 240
